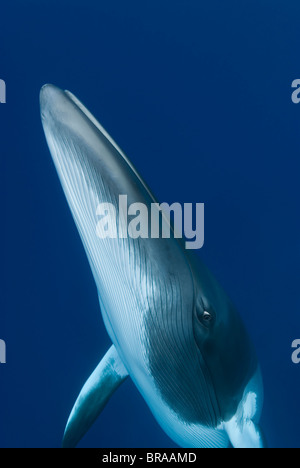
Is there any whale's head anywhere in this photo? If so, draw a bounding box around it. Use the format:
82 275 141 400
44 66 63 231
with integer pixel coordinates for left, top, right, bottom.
145 248 263 438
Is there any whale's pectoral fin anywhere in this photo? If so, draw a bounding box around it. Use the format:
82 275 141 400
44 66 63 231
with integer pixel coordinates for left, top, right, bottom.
225 419 266 449
62 345 128 448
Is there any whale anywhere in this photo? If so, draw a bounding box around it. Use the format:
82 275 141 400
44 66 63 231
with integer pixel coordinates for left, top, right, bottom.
40 84 265 449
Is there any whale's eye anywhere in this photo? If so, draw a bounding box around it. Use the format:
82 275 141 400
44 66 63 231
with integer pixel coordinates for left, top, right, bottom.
202 311 212 322
195 297 214 328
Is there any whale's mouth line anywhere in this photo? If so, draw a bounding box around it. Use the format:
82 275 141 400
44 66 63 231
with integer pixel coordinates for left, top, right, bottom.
194 343 222 427
187 261 221 427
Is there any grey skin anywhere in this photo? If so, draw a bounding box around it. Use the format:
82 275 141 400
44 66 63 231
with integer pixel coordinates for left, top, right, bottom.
40 84 265 448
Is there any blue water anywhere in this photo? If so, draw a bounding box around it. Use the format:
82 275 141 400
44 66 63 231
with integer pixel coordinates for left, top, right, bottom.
1 0 300 448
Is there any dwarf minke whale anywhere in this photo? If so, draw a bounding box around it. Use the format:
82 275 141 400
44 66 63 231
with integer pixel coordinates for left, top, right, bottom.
40 84 265 449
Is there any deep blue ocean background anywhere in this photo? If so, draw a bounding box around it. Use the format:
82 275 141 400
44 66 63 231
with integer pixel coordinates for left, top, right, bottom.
1 0 300 448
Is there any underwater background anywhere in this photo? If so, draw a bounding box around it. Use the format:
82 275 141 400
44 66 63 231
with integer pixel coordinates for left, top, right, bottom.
0 0 300 448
